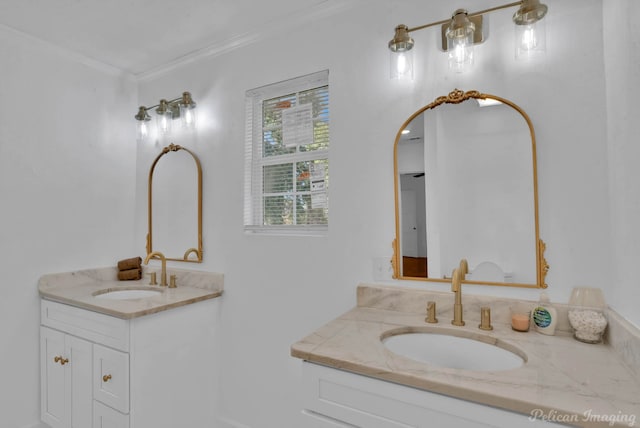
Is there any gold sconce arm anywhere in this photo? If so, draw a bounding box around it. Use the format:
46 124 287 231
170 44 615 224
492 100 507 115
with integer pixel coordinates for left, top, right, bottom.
399 1 524 36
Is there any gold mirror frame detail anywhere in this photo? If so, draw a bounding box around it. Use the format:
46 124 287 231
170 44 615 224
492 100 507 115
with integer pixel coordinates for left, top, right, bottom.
147 143 203 263
392 89 548 288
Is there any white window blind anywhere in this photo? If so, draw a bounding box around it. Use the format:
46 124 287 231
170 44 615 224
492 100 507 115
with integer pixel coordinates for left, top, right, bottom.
244 70 329 234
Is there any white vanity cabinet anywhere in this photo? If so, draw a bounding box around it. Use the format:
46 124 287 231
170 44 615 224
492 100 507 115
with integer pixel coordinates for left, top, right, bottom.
40 298 219 428
301 362 569 428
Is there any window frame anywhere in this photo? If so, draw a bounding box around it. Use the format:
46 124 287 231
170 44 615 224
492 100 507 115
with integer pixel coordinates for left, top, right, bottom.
244 70 329 235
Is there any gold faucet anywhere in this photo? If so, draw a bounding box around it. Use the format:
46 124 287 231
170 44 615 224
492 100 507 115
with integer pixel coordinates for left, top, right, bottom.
144 251 168 286
451 259 468 326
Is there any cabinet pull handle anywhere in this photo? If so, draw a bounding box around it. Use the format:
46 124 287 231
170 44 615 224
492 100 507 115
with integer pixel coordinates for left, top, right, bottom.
54 356 69 365
103 374 112 382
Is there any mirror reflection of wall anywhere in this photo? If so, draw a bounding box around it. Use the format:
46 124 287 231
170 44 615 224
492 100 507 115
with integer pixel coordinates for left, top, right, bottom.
400 173 427 277
148 144 203 262
153 149 198 256
398 116 428 277
395 91 542 287
429 102 535 283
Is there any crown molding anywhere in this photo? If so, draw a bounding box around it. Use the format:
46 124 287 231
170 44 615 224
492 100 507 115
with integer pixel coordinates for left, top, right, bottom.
0 22 132 79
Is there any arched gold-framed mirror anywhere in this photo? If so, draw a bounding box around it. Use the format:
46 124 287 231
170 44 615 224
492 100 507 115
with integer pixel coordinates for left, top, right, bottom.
147 143 203 263
392 89 548 288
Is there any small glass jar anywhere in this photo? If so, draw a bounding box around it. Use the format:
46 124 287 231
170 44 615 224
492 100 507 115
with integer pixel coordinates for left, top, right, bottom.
510 303 532 332
568 287 607 344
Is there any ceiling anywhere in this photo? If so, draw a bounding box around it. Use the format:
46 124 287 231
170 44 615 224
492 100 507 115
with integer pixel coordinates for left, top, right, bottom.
0 0 337 75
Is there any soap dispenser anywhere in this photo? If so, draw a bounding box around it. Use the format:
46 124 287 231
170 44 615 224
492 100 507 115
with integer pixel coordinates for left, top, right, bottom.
533 292 557 335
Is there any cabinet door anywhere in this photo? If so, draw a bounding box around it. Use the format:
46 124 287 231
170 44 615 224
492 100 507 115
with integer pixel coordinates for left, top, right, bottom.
94 401 130 428
41 327 93 428
66 335 93 428
41 327 67 428
94 344 129 414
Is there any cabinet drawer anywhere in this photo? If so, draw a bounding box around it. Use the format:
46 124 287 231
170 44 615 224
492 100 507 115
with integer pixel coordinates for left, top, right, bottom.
41 300 129 351
302 363 568 428
94 344 129 414
94 401 130 428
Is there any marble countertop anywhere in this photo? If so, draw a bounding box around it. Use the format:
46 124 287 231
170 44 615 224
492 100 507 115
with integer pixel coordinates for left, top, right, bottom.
291 284 640 428
39 267 224 319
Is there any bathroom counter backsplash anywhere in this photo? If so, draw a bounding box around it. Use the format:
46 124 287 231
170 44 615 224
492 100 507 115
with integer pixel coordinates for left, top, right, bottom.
39 267 224 319
291 284 640 428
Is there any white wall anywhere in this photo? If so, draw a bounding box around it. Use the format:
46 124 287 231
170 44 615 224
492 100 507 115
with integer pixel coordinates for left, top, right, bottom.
135 0 634 426
603 0 640 327
0 26 138 428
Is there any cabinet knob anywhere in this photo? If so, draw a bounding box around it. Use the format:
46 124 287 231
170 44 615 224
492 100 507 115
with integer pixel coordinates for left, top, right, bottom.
102 374 112 382
54 356 69 365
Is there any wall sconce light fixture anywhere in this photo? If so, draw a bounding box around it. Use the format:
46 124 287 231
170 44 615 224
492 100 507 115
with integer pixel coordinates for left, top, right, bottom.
135 91 197 141
388 0 548 79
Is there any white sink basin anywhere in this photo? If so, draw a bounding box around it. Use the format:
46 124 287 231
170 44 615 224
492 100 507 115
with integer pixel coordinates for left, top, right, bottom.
93 288 163 300
382 331 525 371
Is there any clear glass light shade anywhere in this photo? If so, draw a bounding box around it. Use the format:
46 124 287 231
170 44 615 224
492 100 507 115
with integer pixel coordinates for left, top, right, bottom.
390 49 414 80
515 20 546 60
447 30 474 73
136 120 150 141
157 110 172 136
179 104 197 130
446 10 476 73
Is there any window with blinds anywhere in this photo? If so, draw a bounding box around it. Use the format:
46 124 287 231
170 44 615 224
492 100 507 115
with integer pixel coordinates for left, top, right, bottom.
244 70 329 234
